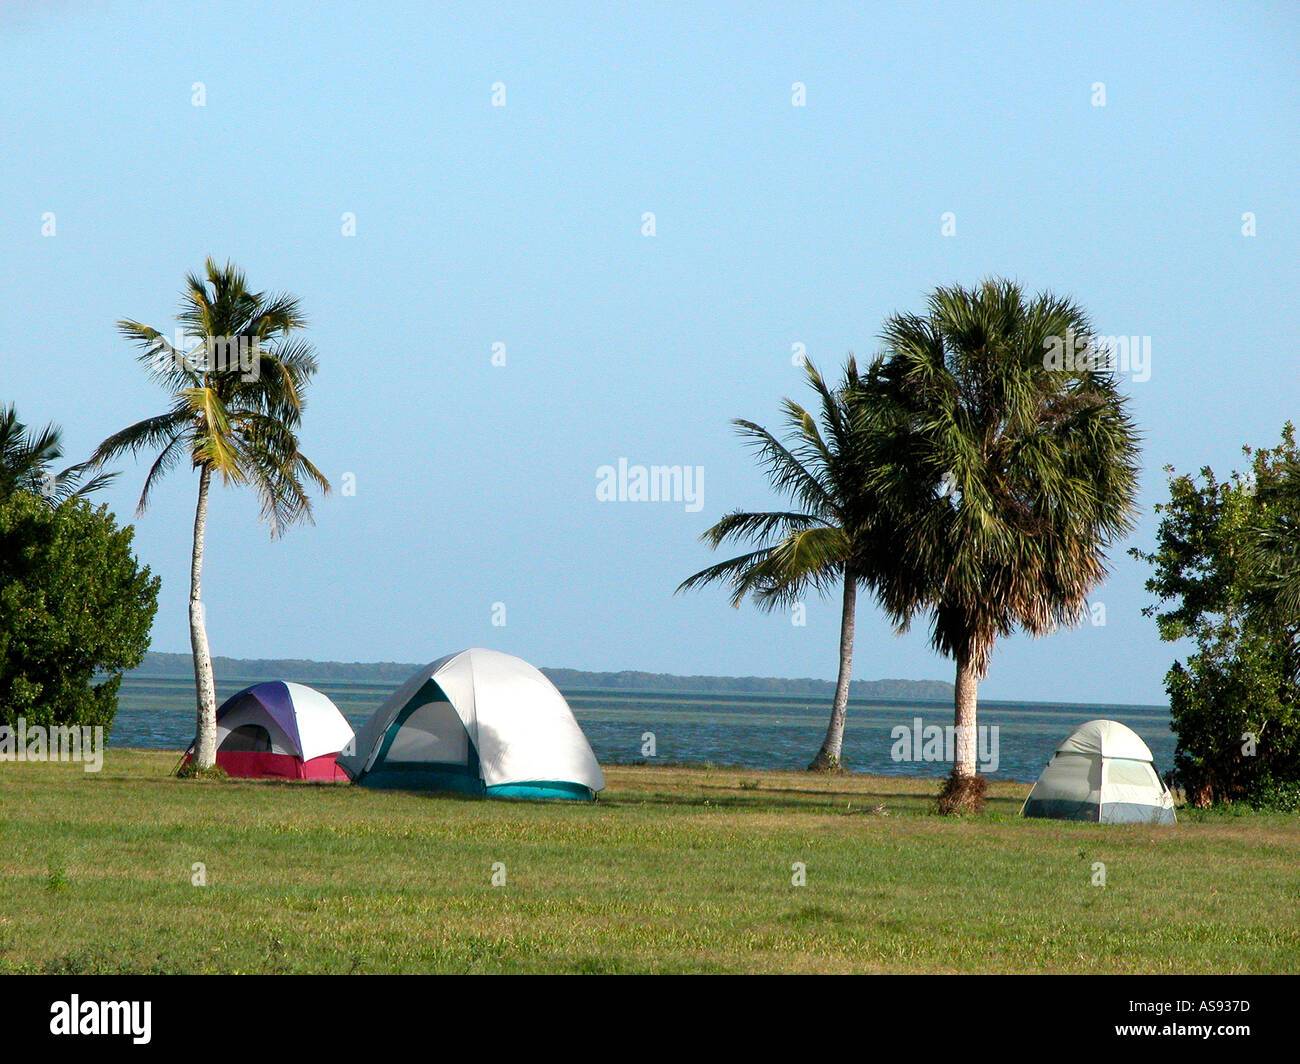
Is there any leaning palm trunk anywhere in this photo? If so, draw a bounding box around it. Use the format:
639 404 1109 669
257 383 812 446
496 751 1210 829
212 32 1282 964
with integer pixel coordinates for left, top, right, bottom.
809 573 856 771
188 465 219 768
676 360 879 773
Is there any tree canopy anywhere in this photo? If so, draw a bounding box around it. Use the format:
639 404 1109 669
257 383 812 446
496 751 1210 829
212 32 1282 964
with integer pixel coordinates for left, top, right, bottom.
1133 424 1300 808
0 490 159 732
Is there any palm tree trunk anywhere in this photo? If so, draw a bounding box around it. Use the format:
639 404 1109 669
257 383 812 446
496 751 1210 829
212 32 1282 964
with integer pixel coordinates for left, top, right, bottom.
808 572 856 771
189 464 219 769
952 646 979 779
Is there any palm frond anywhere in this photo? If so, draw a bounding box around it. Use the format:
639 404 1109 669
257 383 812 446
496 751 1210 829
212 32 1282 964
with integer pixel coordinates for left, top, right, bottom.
732 418 837 520
699 509 825 548
680 357 873 613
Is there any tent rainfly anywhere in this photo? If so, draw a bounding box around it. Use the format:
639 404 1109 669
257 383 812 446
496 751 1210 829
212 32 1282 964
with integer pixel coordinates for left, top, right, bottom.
1021 719 1176 824
338 648 605 800
187 681 354 781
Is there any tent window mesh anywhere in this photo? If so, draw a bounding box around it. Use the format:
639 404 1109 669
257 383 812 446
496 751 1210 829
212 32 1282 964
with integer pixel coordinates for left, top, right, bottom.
385 700 470 764
1107 759 1158 787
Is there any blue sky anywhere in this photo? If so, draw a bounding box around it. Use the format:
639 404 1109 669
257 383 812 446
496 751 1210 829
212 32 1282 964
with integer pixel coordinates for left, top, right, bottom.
2 2 1296 704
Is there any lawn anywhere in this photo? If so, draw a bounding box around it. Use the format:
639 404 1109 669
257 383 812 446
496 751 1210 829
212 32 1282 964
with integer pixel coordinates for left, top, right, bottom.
2 750 1297 974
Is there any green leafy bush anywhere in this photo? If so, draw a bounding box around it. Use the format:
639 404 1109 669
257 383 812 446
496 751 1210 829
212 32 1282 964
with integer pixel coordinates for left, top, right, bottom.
0 490 159 733
1245 774 1300 813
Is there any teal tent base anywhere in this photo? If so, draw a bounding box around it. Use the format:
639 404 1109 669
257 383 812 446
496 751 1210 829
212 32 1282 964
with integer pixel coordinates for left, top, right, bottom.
355 766 486 796
354 770 594 801
486 781 596 802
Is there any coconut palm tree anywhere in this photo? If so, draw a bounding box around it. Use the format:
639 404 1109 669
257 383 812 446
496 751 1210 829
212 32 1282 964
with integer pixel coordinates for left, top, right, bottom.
861 279 1141 810
0 403 116 504
677 358 889 771
90 258 330 770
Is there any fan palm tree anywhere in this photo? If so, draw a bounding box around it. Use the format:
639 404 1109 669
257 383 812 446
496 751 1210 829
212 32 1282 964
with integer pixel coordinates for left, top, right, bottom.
677 358 890 771
0 403 116 504
861 279 1141 809
1247 455 1300 683
90 258 330 770
1251 457 1300 623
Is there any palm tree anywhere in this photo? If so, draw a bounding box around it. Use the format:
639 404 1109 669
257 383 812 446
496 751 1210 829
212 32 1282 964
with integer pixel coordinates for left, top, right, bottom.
0 403 116 504
1252 457 1300 623
677 358 889 771
1248 454 1300 683
861 279 1141 810
91 258 330 770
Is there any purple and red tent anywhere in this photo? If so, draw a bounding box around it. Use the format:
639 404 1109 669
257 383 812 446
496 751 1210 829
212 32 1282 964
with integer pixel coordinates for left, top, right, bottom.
184 681 354 780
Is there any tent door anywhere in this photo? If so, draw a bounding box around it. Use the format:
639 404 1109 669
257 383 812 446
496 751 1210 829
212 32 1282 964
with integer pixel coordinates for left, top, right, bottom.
377 680 480 778
219 723 273 753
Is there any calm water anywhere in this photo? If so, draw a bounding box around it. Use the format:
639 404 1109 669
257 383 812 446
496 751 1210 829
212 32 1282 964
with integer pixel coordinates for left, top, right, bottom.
112 675 1173 784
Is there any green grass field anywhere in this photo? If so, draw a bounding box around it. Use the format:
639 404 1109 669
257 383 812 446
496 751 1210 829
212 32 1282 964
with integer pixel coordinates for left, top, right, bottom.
2 750 1297 974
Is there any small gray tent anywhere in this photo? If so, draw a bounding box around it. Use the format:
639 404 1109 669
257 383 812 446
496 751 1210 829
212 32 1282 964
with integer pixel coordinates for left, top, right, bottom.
1021 719 1176 824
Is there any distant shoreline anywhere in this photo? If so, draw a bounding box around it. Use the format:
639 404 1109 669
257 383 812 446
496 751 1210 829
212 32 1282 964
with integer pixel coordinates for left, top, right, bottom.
128 651 1168 710
131 650 954 702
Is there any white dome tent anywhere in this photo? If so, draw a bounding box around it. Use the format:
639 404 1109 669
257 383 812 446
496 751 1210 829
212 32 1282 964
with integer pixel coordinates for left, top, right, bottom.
338 648 605 801
1021 719 1176 824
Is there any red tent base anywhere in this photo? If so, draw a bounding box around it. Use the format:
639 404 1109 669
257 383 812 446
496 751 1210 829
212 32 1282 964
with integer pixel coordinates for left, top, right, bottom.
183 750 349 781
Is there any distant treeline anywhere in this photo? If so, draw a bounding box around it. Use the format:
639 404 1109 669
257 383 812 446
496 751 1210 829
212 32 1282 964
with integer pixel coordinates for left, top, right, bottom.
133 652 953 701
